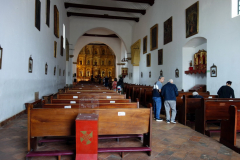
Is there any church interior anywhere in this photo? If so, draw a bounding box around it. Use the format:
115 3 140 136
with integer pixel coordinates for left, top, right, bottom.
1 0 240 159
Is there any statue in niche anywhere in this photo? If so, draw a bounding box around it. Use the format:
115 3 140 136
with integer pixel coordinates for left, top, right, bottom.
102 61 104 65
95 60 97 66
79 71 82 76
102 50 105 55
80 61 82 65
108 61 111 65
86 48 90 54
95 51 97 54
109 71 111 77
102 71 105 77
87 60 90 65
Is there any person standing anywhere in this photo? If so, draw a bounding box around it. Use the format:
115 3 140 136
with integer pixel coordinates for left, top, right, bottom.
105 76 109 87
112 78 117 91
152 76 165 121
161 79 178 124
217 81 235 98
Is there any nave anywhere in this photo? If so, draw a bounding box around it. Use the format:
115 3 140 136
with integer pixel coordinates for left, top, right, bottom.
1 109 240 160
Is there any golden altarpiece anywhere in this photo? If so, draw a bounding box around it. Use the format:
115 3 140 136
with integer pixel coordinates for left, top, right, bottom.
77 45 116 81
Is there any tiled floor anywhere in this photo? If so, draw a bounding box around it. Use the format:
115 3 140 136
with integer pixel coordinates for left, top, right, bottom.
1 112 240 160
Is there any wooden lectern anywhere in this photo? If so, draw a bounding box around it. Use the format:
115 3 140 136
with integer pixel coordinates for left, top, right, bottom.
76 113 98 160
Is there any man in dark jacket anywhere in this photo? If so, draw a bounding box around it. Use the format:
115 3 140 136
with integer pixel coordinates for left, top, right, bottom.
161 79 178 124
217 81 235 98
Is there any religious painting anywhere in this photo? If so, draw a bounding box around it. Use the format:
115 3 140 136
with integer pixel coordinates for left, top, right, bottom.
45 63 48 75
35 0 41 31
0 46 2 69
46 0 50 27
66 39 69 61
150 24 158 51
63 70 65 76
186 1 199 38
147 53 151 67
60 36 63 56
54 41 57 58
59 68 61 76
121 67 128 76
175 68 179 78
164 17 172 45
54 5 59 38
160 70 163 77
149 71 151 78
54 66 56 75
28 56 33 73
143 36 147 54
141 72 143 78
158 49 163 65
210 64 217 77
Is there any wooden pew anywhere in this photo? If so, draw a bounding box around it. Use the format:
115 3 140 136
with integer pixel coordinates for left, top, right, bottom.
132 86 152 102
26 108 152 159
43 102 139 109
66 90 117 94
25 99 44 114
51 99 131 104
220 105 240 153
56 93 126 99
195 99 240 136
178 95 218 125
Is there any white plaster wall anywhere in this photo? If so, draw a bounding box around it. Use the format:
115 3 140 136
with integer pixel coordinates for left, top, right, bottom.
0 0 70 122
69 17 133 53
132 0 240 96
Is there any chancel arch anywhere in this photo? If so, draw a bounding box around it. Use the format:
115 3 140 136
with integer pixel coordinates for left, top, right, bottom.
182 37 207 91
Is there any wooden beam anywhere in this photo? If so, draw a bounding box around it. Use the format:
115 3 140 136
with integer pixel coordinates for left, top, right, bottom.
67 12 139 22
114 0 154 6
83 33 119 38
65 3 146 15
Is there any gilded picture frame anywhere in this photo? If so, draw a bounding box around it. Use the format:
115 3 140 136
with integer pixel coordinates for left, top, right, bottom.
147 53 151 67
186 1 199 38
0 46 2 70
164 16 172 45
28 56 33 73
46 0 50 27
158 49 163 65
35 0 41 31
45 63 48 75
54 41 57 58
54 5 59 38
210 64 217 77
150 24 158 51
175 68 179 78
143 36 147 54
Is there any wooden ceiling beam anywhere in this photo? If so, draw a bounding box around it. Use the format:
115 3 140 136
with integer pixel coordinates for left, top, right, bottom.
65 3 146 15
114 0 154 6
67 12 139 22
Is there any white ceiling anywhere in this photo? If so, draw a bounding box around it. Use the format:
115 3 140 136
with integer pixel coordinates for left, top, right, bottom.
64 0 151 19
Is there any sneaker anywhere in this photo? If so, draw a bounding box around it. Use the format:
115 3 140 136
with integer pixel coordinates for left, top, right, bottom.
166 120 170 123
156 118 163 121
171 121 177 124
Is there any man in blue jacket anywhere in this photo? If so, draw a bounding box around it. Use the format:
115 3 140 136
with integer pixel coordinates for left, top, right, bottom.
161 79 178 124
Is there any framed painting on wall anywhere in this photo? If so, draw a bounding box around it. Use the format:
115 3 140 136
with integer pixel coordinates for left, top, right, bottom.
160 70 163 77
61 36 63 56
143 36 147 54
146 53 151 67
149 71 151 78
0 46 2 69
59 68 61 76
186 1 199 38
66 39 69 61
210 64 217 77
45 63 48 75
46 0 50 27
54 5 59 38
63 70 65 76
35 0 41 31
28 56 33 73
54 41 57 58
175 68 179 78
164 16 172 45
150 24 158 51
158 49 163 65
54 66 56 75
141 72 143 78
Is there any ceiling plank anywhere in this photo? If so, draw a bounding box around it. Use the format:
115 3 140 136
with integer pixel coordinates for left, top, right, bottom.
67 12 139 22
65 3 146 15
83 33 119 38
114 0 154 6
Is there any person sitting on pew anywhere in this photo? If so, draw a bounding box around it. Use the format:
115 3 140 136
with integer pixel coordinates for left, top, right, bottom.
217 81 235 98
192 92 204 98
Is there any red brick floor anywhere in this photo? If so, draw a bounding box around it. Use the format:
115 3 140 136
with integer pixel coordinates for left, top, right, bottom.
1 113 240 160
